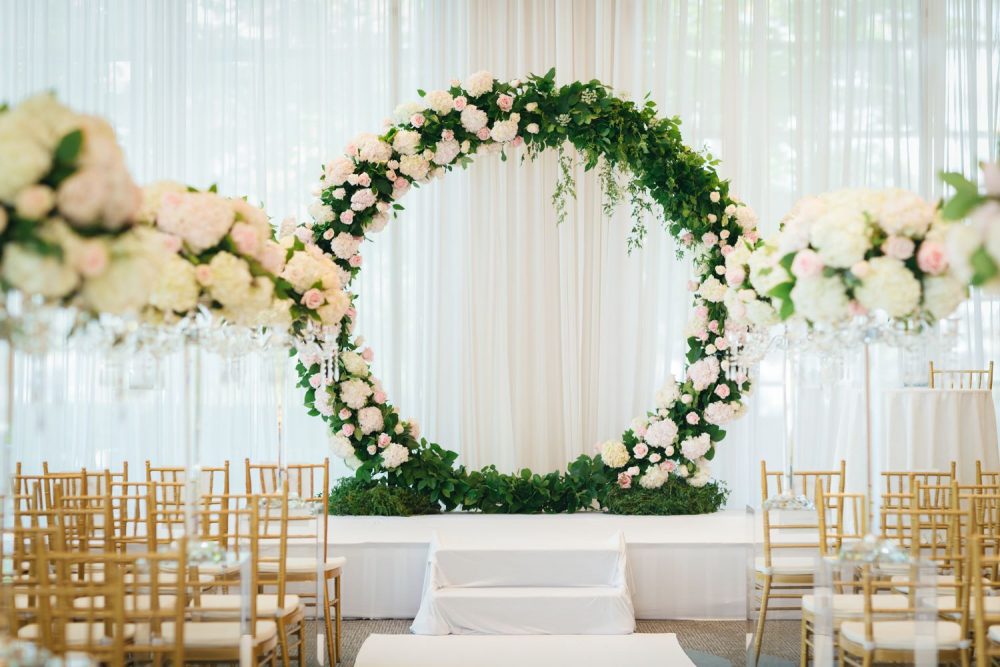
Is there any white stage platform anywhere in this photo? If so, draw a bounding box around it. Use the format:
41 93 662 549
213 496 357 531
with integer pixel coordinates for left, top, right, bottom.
312 510 753 620
354 633 696 667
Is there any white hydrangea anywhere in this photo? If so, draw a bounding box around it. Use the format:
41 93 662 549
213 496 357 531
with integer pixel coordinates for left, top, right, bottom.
680 433 711 461
329 432 357 459
878 188 935 238
600 440 629 468
392 130 421 157
1 241 79 299
745 299 779 327
80 232 162 315
639 465 668 490
155 191 235 254
463 70 495 97
281 249 340 293
748 245 789 295
790 275 850 324
424 90 454 115
697 276 728 303
339 378 373 410
688 465 712 488
137 180 186 223
308 200 335 224
655 376 680 408
358 406 384 435
381 442 410 469
324 157 356 186
855 256 921 318
946 223 985 286
460 105 489 133
644 419 679 448
433 139 461 166
331 233 362 260
809 209 870 268
922 274 967 320
704 401 739 425
393 101 423 124
356 133 394 164
341 350 369 377
490 115 519 143
687 356 720 391
149 253 199 314
399 154 430 181
206 251 252 307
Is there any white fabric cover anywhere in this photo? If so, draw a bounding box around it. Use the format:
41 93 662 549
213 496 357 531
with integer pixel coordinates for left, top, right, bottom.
839 620 966 650
195 594 302 618
161 621 277 648
355 633 695 667
324 512 751 621
19 623 136 644
258 556 345 574
988 625 1000 643
754 556 816 576
411 531 635 635
884 389 999 482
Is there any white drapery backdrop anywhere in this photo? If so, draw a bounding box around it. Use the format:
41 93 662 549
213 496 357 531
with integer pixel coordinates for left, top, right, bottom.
2 0 998 505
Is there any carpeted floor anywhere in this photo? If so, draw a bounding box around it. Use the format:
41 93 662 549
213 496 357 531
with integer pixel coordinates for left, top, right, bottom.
298 618 800 666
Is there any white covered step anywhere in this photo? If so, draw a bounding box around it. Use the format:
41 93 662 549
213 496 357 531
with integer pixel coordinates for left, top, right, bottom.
410 586 636 635
433 545 626 588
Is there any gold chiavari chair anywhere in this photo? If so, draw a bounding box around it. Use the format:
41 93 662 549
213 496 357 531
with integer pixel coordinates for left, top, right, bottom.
800 489 910 667
157 497 279 665
106 474 153 554
192 492 306 666
977 461 1000 489
881 465 958 549
42 460 129 496
119 544 187 666
971 534 1000 667
245 458 342 665
930 361 995 390
146 460 230 496
6 484 52 635
753 460 846 665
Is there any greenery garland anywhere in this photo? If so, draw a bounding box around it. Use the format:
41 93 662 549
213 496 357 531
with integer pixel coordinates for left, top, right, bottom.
293 69 762 514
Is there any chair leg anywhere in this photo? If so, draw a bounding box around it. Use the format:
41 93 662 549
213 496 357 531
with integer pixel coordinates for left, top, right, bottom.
753 577 771 666
334 574 342 664
800 615 809 667
277 618 290 667
323 579 336 665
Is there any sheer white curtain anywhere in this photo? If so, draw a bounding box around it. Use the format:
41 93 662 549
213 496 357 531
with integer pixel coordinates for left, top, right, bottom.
1 0 998 505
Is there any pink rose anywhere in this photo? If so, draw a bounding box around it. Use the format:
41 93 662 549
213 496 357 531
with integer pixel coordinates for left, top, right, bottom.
649 453 662 464
361 348 374 361
76 241 109 278
660 460 677 473
702 232 718 246
688 280 699 292
512 136 524 148
345 143 359 157
442 129 455 141
721 245 734 256
230 222 259 256
696 331 709 342
453 96 468 111
617 472 632 489
309 374 323 389
349 254 363 268
195 264 213 286
295 226 313 244
708 320 719 333
476 127 491 141
695 305 709 318
681 232 694 245
744 230 759 244
882 235 915 261
323 229 335 240
791 249 824 279
633 443 649 459
339 408 352 420
715 337 730 350
497 94 514 112
340 210 355 223
411 113 425 128
634 423 647 438
726 266 746 287
346 307 357 319
386 170 397 181
367 445 377 455
341 424 355 437
715 384 730 398
357 173 372 187
160 233 183 254
303 288 325 309
850 261 871 279
686 412 700 425
917 241 947 275
378 433 391 448
373 390 387 404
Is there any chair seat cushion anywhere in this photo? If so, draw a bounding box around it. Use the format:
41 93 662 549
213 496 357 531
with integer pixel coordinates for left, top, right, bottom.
72 595 177 612
258 556 346 575
840 620 966 650
802 593 909 616
195 594 302 618
19 622 136 644
161 621 277 648
754 556 815 575
988 625 1000 643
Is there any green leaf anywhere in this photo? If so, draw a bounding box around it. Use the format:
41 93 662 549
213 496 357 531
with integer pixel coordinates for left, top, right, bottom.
54 129 83 165
970 246 1000 286
767 281 794 300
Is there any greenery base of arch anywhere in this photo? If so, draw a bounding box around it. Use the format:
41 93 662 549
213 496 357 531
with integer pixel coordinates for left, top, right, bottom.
298 68 752 515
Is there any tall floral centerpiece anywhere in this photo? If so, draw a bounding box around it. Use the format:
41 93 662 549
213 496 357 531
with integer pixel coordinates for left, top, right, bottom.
749 188 966 559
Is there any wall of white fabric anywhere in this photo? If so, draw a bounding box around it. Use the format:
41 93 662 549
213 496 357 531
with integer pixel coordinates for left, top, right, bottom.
1 0 998 505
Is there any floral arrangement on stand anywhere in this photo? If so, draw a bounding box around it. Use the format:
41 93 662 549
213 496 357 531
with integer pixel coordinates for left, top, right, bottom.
0 93 170 321
745 188 966 328
298 68 761 515
942 162 1000 290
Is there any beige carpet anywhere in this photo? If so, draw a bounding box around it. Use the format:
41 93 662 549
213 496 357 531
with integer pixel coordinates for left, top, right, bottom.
299 618 800 666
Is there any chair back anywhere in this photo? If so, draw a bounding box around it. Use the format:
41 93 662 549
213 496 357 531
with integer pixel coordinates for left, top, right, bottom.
246 458 330 558
929 360 994 390
816 488 866 556
975 460 1000 488
972 535 1000 666
759 462 843 567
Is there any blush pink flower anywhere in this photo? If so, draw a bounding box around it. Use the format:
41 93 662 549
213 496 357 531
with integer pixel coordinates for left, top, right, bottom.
346 307 357 319
441 129 455 141
160 234 183 254
660 460 677 473
512 136 524 148
617 472 632 489
361 348 374 361
195 264 213 286
453 96 468 111
341 424 355 437
339 408 352 420
349 254 363 268
882 235 915 261
373 390 387 404
230 222 259 256
721 245 734 256
848 300 868 317
377 433 391 448
309 374 323 389
702 232 719 246
916 241 947 275
726 266 746 286
303 288 325 309
715 384 731 398
686 412 700 425
791 249 824 279
687 280 699 292
476 127 491 141
367 445 377 455
633 443 649 459
340 210 355 223
681 232 694 245
497 94 514 112
357 173 372 187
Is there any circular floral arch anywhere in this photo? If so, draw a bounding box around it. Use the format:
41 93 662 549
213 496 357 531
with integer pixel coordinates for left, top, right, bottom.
293 69 762 514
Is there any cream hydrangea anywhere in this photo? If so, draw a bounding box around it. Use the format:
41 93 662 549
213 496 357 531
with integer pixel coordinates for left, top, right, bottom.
460 105 489 133
463 70 495 97
655 376 680 408
680 433 711 461
1 241 79 299
433 139 461 166
281 249 340 293
393 102 423 125
392 130 421 157
855 256 921 318
644 419 678 448
879 188 935 238
381 442 410 469
341 350 369 377
339 378 373 410
922 274 967 320
399 154 431 181
697 276 728 303
490 115 520 143
329 432 356 459
639 465 668 490
358 406 385 435
155 191 235 254
424 90 454 115
790 275 850 324
79 228 165 315
356 134 393 164
600 440 629 468
149 253 199 314
809 208 870 268
206 251 253 307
